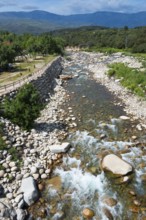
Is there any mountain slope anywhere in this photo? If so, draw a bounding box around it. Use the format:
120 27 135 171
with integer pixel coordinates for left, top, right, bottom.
0 10 146 34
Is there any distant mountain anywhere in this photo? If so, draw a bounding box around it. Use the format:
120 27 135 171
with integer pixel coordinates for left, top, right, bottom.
0 10 146 34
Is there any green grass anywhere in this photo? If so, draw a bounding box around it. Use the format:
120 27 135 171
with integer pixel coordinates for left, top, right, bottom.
108 63 146 97
0 122 6 151
0 54 56 85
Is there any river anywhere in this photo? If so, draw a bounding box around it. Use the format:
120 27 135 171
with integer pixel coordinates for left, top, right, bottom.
35 53 146 220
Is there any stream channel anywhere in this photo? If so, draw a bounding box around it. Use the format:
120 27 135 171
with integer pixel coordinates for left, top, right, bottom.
39 53 146 220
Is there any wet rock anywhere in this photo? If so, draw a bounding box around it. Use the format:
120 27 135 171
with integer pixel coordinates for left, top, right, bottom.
103 197 117 207
60 75 73 80
129 206 140 213
136 124 142 131
141 174 146 182
38 183 44 191
129 190 136 196
21 177 39 206
101 154 133 176
82 208 95 219
100 134 106 139
132 136 137 140
53 211 65 220
134 200 141 206
49 142 71 153
103 208 113 220
117 175 132 184
119 116 130 120
47 176 62 190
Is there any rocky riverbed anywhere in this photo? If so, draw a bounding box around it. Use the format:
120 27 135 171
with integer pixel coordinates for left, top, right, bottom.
0 78 70 219
1 51 146 220
69 51 146 126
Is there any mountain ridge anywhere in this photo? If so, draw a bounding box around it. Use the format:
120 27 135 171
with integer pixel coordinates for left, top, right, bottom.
0 10 146 34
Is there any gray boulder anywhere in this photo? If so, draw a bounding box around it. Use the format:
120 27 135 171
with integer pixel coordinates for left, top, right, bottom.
16 208 27 220
49 142 70 153
21 177 39 206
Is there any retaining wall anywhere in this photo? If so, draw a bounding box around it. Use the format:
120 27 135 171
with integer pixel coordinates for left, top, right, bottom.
0 57 62 102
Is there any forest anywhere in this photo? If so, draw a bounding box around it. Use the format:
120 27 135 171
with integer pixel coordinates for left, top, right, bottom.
0 31 65 71
1 26 146 71
53 26 146 53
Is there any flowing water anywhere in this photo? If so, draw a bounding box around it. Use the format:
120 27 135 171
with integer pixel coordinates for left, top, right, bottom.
40 55 146 220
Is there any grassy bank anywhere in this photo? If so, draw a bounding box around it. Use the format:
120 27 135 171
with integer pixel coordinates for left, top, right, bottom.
0 54 56 86
108 63 146 97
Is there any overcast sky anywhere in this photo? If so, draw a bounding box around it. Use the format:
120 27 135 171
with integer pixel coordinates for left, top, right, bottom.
0 0 145 14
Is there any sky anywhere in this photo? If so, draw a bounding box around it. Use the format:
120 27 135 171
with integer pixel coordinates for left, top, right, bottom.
0 0 145 15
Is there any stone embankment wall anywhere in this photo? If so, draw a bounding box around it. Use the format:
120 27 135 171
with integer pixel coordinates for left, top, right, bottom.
31 57 62 102
0 57 62 102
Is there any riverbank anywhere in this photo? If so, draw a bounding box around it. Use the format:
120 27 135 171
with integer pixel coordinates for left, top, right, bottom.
0 77 69 219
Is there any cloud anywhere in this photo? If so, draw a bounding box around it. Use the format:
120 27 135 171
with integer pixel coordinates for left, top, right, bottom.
0 0 145 14
0 2 17 8
21 5 39 10
42 0 137 14
44 0 146 15
0 0 19 11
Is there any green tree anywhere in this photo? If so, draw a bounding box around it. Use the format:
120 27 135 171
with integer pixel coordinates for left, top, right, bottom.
3 84 42 130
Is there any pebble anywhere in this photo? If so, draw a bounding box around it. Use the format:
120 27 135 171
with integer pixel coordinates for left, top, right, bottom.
0 170 5 178
6 193 13 199
32 173 39 180
41 174 47 179
9 162 16 168
15 194 23 203
30 167 37 174
16 174 23 181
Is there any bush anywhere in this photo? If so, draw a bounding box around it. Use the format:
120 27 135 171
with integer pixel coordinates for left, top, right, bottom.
108 63 146 97
3 83 42 130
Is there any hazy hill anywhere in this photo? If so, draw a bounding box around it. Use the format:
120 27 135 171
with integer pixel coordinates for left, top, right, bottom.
0 10 146 34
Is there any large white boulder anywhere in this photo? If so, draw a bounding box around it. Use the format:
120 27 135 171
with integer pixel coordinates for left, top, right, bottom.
101 154 133 176
49 142 70 153
21 177 39 206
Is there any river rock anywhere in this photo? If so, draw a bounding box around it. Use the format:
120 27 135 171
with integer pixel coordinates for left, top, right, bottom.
103 208 113 220
49 142 71 153
60 75 73 80
82 208 95 219
21 176 39 206
9 161 16 168
0 170 5 178
16 208 27 220
119 116 130 120
101 154 133 176
103 197 117 207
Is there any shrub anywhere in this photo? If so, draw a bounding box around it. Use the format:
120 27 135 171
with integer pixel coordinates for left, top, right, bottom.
108 63 146 97
3 83 42 130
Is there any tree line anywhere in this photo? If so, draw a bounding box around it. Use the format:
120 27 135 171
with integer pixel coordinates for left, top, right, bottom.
0 31 65 71
53 26 146 53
